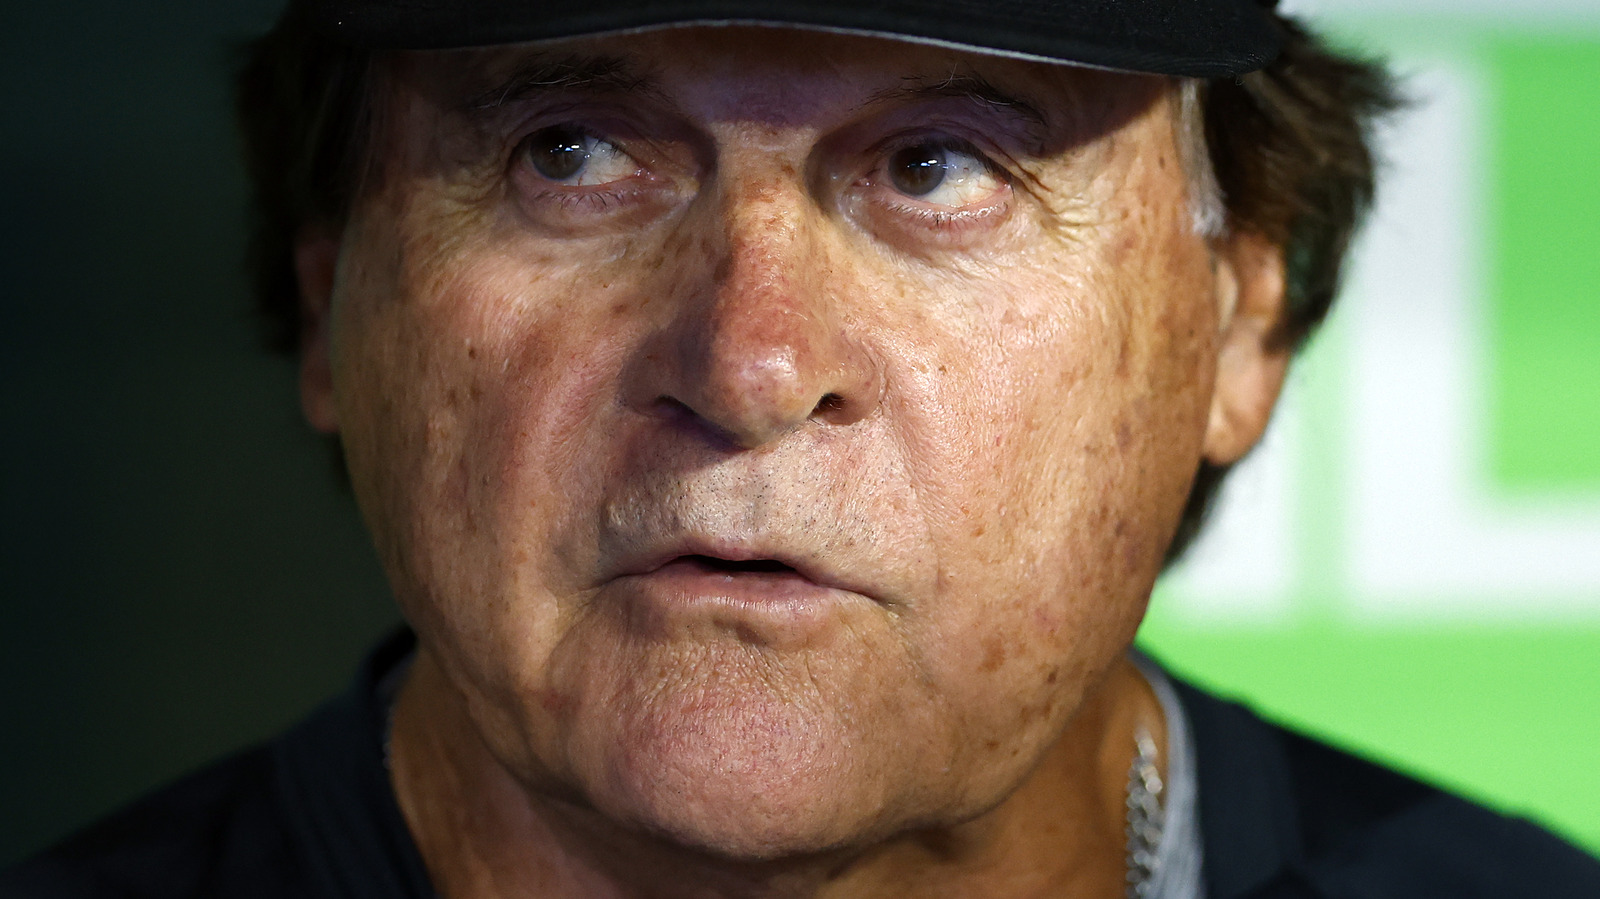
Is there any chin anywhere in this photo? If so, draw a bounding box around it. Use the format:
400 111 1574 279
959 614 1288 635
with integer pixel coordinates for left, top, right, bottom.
607 775 907 863
567 680 923 861
633 803 868 862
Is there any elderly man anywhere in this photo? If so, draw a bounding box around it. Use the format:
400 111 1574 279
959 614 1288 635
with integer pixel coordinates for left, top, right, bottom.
4 0 1598 897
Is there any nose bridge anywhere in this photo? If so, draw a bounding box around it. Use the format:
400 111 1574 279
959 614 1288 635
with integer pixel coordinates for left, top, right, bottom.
714 176 821 344
635 160 879 449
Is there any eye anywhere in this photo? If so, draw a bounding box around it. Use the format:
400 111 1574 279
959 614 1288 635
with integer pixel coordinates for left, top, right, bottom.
885 141 1004 208
519 125 639 186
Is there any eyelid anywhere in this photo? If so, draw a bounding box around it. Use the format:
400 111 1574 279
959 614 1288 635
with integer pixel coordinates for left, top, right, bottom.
501 97 703 173
505 117 693 232
874 124 1014 174
840 130 1018 249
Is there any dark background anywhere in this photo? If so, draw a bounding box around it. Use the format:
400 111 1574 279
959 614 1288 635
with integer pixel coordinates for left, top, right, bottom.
1 0 399 864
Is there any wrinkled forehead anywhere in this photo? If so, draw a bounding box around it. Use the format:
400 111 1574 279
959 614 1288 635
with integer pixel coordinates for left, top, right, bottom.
382 26 1170 148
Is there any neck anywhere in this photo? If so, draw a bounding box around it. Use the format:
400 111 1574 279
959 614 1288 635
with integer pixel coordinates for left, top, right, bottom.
387 653 1165 899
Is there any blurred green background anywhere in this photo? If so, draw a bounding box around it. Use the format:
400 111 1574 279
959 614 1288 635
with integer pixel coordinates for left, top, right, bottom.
1143 9 1600 857
3 0 1597 867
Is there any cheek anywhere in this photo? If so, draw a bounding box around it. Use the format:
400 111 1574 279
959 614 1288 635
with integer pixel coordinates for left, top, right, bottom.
329 201 652 644
889 217 1216 726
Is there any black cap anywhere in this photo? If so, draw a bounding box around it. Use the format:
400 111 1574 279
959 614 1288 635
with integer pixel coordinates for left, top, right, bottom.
302 0 1284 77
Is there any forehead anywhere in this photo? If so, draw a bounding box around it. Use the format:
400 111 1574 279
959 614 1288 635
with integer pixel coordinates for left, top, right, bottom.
384 26 1167 143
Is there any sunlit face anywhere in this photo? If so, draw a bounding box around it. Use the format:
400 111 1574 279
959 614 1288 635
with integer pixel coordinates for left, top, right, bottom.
300 26 1275 860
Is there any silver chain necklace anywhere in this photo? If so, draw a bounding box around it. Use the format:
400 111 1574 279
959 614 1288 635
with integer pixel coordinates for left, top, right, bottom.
1125 726 1166 899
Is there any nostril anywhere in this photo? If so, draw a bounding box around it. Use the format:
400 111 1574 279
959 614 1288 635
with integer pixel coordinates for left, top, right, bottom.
813 393 845 415
651 396 699 425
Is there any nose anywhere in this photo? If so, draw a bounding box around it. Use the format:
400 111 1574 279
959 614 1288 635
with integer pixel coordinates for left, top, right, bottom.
627 180 881 450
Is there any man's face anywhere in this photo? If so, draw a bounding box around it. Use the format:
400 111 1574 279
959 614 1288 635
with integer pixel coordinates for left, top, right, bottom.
301 27 1278 857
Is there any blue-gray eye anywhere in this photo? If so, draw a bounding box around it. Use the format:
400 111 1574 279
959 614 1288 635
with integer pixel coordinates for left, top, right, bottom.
524 126 592 181
520 126 640 187
889 143 949 197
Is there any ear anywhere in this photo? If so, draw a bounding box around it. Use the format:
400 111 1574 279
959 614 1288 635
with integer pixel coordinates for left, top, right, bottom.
1203 229 1291 466
294 230 342 434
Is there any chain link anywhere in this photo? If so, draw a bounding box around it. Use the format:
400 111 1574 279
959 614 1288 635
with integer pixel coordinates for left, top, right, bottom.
1125 727 1165 899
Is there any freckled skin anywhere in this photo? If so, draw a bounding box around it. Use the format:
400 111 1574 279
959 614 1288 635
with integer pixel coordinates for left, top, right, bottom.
298 26 1286 899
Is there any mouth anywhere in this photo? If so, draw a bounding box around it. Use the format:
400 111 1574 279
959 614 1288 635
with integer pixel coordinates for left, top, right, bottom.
602 530 887 614
616 543 868 604
627 540 824 584
599 538 883 646
672 554 802 576
647 553 821 593
604 550 855 648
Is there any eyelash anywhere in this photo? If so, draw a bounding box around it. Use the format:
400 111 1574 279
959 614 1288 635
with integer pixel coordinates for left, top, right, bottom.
883 198 1008 226
525 185 650 211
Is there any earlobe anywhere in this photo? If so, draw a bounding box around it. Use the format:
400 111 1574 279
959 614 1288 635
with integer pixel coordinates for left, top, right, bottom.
1202 229 1291 466
294 232 342 434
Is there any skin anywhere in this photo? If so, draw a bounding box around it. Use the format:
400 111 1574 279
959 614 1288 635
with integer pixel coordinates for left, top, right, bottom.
294 26 1289 899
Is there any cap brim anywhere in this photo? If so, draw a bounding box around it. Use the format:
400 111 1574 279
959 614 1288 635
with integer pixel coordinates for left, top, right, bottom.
303 0 1283 77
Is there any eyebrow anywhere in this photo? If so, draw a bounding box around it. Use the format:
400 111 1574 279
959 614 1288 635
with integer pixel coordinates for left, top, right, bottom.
863 73 1051 142
464 54 663 111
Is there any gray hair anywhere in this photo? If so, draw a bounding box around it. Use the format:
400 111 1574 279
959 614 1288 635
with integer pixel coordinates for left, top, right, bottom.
1179 78 1227 239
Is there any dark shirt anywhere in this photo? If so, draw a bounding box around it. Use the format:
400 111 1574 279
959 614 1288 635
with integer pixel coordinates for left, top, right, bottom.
5 630 1598 898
